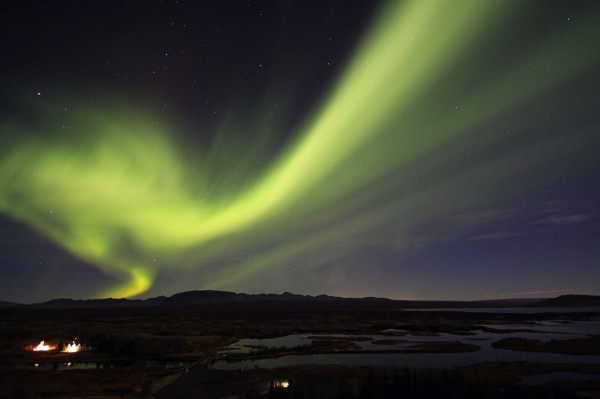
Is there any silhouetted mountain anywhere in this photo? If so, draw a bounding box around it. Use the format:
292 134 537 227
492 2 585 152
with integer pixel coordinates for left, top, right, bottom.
32 297 142 308
8 291 600 310
388 298 543 309
529 294 600 307
164 290 240 305
0 300 19 308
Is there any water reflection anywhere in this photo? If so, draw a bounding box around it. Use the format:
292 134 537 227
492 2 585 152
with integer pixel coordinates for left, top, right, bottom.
216 319 600 370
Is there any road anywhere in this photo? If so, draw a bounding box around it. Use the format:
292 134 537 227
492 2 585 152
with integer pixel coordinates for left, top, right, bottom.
154 349 271 399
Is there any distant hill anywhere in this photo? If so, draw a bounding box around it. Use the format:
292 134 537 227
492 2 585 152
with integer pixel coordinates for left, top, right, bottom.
395 298 544 309
164 290 244 305
33 297 141 308
529 295 600 308
5 291 599 310
0 300 19 308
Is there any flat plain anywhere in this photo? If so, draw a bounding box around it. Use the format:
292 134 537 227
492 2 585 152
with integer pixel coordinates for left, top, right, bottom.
1 301 599 398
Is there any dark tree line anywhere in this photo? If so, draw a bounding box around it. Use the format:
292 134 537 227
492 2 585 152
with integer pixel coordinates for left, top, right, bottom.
258 368 582 399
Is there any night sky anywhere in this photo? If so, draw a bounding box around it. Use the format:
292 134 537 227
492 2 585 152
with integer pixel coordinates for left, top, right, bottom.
1 0 599 303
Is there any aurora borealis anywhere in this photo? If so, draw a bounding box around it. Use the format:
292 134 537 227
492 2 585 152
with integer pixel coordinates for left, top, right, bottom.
1 0 599 302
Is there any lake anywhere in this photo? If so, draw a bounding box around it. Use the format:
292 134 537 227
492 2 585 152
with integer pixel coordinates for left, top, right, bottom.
215 319 600 370
403 307 600 313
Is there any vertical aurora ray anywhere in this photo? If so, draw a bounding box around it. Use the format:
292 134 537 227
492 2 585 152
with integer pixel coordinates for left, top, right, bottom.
0 0 597 298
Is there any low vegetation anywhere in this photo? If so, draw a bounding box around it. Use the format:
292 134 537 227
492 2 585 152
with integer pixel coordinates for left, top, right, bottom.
492 336 600 355
0 307 598 398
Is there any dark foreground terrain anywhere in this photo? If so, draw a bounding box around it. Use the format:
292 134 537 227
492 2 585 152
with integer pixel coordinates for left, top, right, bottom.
0 292 599 398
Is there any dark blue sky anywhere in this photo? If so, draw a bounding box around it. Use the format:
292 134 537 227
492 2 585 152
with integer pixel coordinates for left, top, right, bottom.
1 0 599 303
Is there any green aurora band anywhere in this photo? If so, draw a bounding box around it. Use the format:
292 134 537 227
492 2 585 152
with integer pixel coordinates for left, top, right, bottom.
1 0 598 298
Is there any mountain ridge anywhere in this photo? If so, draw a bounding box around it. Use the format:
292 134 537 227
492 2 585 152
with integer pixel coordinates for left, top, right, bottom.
2 292 599 310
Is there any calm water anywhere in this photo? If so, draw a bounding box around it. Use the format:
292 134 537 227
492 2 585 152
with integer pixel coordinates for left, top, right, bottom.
215 319 600 370
403 307 600 313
